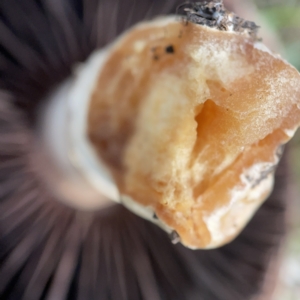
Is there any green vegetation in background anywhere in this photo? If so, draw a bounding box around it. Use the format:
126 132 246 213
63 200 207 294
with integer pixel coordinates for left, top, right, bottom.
254 0 300 70
262 6 300 28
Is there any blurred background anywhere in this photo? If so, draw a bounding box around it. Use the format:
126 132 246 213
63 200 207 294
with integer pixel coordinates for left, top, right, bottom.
0 0 299 299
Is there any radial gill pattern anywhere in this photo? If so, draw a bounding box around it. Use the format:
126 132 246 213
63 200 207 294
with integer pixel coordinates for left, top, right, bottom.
0 1 287 300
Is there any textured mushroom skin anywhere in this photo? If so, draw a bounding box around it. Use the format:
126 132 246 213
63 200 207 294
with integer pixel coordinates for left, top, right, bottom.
88 18 300 249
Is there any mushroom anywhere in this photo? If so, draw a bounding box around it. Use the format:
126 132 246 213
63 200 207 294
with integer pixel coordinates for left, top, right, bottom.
42 10 300 249
0 0 298 299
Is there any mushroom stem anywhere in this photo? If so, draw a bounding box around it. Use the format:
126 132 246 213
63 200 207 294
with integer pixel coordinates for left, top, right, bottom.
38 49 119 210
